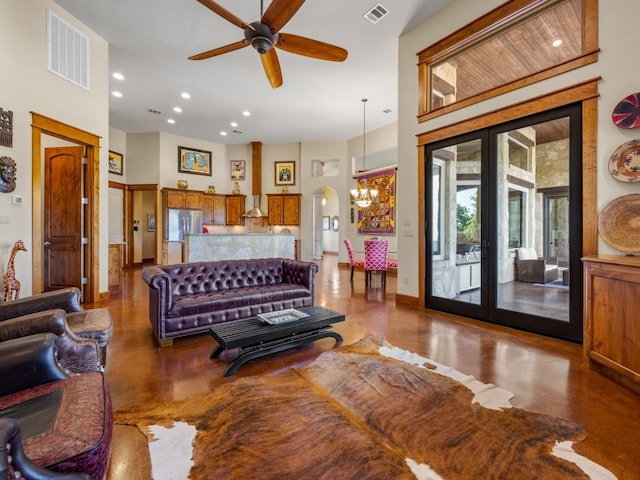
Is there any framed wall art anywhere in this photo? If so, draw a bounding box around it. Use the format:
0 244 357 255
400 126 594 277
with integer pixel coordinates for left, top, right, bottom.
147 214 155 232
274 161 295 186
230 160 245 180
108 150 123 175
178 146 212 176
322 216 330 230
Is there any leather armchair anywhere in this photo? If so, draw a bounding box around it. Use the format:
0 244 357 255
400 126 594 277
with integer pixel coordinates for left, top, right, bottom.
0 309 100 374
0 288 112 367
0 333 89 479
0 288 82 321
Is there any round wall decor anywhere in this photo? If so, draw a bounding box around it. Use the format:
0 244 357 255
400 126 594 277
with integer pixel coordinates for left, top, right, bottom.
612 92 640 129
598 194 640 252
608 139 640 182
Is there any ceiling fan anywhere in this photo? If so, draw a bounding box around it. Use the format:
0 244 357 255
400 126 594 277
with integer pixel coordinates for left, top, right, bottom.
189 0 348 88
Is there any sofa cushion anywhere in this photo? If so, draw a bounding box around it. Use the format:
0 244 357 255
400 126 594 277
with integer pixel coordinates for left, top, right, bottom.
168 284 311 317
516 247 538 260
0 372 112 478
167 259 287 297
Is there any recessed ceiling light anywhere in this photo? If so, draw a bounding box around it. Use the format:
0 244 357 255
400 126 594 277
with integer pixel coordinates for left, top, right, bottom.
242 111 250 117
220 131 228 136
230 121 238 127
181 92 191 99
552 39 563 47
112 91 123 98
112 72 124 80
167 119 175 124
173 107 182 113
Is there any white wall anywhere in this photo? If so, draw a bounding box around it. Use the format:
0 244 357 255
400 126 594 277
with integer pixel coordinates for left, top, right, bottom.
0 0 109 295
321 189 340 253
345 123 399 258
299 141 348 262
396 0 640 297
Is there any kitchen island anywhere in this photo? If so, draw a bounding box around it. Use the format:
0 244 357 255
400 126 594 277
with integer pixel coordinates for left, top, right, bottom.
184 233 295 262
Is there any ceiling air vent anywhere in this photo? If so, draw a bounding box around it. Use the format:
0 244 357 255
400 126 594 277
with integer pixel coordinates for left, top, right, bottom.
364 4 389 24
47 10 90 90
147 108 162 115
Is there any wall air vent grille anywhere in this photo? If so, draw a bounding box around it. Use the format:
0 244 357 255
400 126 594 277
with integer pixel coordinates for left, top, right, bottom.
47 10 90 90
364 4 389 24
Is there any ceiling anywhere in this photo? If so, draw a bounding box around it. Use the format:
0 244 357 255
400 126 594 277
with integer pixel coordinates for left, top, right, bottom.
54 0 453 146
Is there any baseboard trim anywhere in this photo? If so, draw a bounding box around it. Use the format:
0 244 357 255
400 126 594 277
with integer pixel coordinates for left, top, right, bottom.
395 293 419 308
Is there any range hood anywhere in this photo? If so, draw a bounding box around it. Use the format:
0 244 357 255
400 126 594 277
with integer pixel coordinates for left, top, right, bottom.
243 195 267 218
243 141 267 218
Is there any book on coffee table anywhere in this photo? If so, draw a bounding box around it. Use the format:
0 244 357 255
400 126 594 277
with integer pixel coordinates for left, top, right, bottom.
257 309 310 325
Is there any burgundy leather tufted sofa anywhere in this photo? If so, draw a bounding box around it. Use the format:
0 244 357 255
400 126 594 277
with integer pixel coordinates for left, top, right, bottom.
142 257 319 346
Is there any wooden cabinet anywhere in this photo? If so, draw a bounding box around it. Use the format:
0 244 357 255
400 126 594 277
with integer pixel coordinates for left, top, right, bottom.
162 188 203 209
267 194 301 225
583 255 640 394
202 194 226 225
108 244 123 291
225 195 246 226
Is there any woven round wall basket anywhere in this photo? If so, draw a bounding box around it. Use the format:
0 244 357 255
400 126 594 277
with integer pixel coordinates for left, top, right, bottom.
598 194 640 252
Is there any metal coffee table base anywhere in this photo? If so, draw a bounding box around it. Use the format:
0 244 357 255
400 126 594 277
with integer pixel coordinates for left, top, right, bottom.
209 306 345 376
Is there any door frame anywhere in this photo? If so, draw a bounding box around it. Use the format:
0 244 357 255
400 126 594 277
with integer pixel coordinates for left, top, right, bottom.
124 184 158 267
31 112 101 303
417 79 599 323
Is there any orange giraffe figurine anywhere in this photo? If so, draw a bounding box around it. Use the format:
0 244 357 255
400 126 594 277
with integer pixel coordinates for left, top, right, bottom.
3 240 27 302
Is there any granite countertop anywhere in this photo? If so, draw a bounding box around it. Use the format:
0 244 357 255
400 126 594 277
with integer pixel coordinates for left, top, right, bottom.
187 233 295 236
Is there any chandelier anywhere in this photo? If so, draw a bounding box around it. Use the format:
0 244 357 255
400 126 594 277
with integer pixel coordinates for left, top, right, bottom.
350 98 378 208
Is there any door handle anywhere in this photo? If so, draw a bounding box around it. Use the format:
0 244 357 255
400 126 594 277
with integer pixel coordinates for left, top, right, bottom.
43 241 51 246
481 240 488 260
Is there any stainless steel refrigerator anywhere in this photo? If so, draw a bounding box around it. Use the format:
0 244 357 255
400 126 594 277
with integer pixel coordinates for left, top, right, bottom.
166 209 203 241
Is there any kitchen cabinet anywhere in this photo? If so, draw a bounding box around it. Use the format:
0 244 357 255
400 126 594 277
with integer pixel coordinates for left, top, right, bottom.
202 193 226 225
583 255 640 394
162 188 203 209
456 261 480 293
225 195 246 226
267 194 301 225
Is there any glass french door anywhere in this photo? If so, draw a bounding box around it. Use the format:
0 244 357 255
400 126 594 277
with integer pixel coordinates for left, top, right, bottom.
425 104 582 341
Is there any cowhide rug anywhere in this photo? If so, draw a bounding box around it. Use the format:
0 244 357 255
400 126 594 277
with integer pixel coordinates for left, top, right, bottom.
115 333 616 480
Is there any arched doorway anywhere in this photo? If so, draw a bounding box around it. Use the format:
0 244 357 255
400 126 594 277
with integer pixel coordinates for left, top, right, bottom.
312 187 339 260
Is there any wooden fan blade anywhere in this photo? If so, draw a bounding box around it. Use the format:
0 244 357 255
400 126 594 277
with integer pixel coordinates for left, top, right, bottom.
188 40 249 60
196 0 253 30
261 0 305 33
260 49 283 89
277 33 348 62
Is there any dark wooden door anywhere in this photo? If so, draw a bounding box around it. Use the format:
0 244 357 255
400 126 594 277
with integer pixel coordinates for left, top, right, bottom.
44 146 84 292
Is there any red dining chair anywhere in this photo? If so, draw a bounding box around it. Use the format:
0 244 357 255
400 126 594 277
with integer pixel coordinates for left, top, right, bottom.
344 239 365 282
364 239 389 286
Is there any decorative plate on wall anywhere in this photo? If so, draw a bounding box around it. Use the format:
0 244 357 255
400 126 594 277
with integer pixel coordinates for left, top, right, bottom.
612 92 640 129
598 194 640 252
608 139 640 182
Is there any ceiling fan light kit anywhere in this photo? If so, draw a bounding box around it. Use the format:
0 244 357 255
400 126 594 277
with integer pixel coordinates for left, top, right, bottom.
190 0 348 88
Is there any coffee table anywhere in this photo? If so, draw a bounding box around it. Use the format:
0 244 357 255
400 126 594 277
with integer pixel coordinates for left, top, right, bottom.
209 306 345 376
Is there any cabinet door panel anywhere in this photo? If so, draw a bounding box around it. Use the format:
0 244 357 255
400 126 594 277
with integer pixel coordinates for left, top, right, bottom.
283 196 300 225
225 195 245 225
213 195 226 225
268 196 284 225
184 191 203 209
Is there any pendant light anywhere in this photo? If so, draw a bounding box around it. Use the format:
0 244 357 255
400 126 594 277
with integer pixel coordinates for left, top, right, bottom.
350 98 378 208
